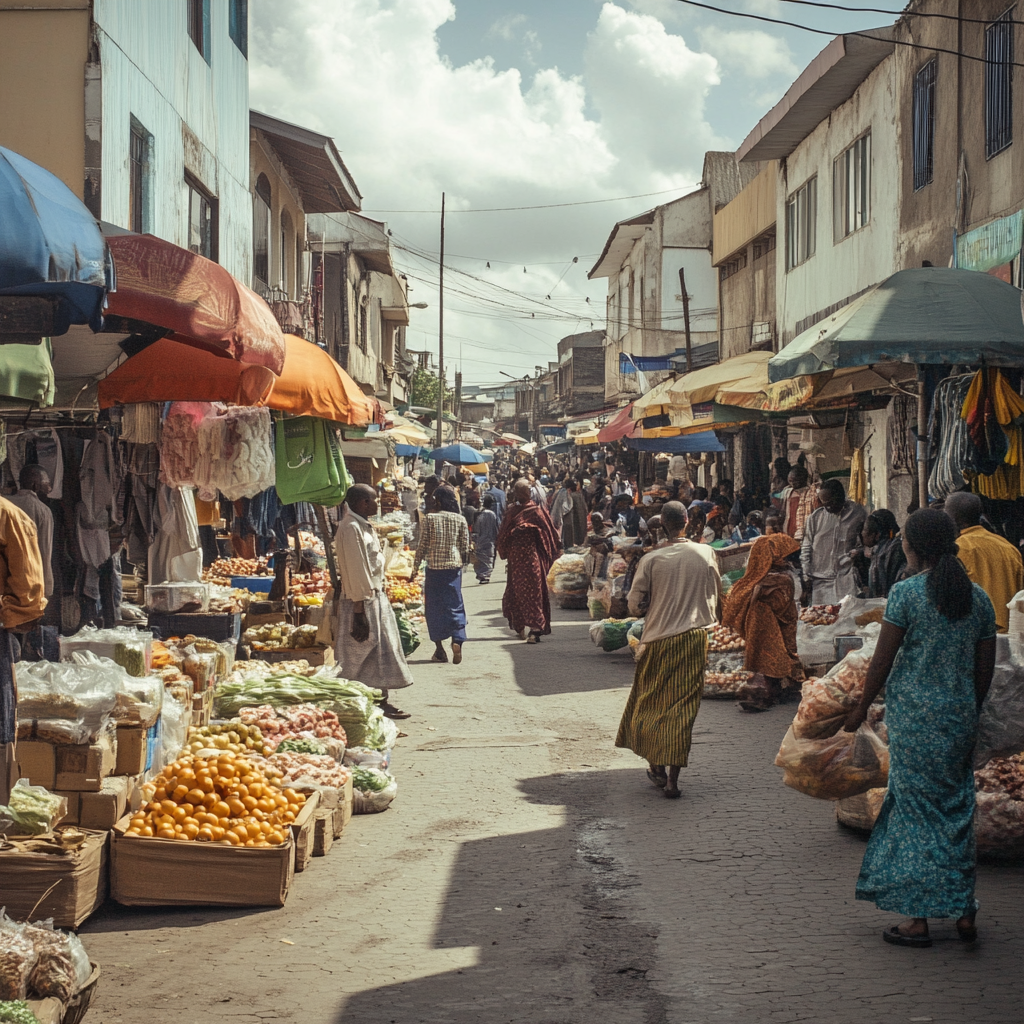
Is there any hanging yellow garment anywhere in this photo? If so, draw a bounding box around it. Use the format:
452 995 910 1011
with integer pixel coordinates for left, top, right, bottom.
849 445 867 505
965 369 1024 500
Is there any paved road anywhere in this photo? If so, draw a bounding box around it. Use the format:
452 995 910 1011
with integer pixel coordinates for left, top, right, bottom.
82 565 1024 1023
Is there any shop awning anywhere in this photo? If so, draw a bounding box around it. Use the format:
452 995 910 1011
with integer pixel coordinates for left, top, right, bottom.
598 402 639 443
624 432 726 454
105 233 286 374
98 335 381 426
574 428 601 446
0 146 113 334
768 267 1024 382
760 363 917 412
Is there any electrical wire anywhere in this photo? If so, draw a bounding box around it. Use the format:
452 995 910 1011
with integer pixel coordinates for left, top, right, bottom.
673 0 1024 69
778 0 1024 26
361 184 700 214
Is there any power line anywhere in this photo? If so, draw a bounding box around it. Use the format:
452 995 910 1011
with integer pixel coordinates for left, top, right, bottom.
362 184 701 214
778 0 1024 26
673 0 1024 69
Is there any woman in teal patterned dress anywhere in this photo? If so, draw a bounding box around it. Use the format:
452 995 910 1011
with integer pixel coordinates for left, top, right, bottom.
843 508 996 948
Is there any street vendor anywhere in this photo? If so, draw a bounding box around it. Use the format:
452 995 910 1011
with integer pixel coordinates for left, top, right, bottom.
333 483 413 719
800 479 867 605
0 495 47 802
723 533 804 712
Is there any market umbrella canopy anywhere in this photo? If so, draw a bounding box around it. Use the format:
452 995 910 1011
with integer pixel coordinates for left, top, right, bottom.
598 402 639 443
426 443 491 464
0 146 113 333
105 233 286 374
98 335 381 426
494 432 526 446
768 267 1024 383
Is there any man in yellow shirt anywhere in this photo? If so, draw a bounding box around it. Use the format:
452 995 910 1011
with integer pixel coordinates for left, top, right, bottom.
0 496 48 802
945 492 1023 633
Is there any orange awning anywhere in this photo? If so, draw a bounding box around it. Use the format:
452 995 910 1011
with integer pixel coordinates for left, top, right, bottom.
98 335 381 426
105 233 286 374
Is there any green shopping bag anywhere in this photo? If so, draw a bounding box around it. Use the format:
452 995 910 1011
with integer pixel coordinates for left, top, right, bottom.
275 415 352 506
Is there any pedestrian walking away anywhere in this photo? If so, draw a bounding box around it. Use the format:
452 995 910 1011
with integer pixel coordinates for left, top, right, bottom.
496 478 561 643
333 483 413 719
843 509 996 948
415 484 472 664
615 501 721 798
473 494 499 583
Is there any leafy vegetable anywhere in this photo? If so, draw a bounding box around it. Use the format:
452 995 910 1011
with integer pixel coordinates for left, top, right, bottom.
0 1001 41 1024
214 673 382 717
352 766 392 793
276 738 329 755
2 781 65 834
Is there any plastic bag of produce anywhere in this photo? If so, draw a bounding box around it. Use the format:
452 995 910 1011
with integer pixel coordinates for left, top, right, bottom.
344 746 390 771
796 596 885 666
0 779 67 835
22 920 91 1002
588 617 638 652
775 722 889 800
60 624 153 670
792 638 880 740
0 913 37 1001
835 787 887 832
976 634 1024 766
587 578 612 620
974 755 1024 857
153 692 190 770
393 605 421 657
703 669 752 699
352 766 398 813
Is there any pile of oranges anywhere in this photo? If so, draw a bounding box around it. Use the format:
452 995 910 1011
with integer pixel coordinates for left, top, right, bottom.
124 752 306 847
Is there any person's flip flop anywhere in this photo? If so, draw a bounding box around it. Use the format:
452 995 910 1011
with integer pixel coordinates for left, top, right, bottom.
664 787 682 799
957 914 978 944
526 635 539 644
452 643 463 665
380 702 411 720
882 926 932 948
646 768 667 788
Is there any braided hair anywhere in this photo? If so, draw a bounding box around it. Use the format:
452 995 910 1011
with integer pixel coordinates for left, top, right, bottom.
903 508 973 620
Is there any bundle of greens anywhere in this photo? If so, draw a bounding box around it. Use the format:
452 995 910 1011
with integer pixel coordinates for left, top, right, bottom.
0 1002 40 1024
214 673 381 717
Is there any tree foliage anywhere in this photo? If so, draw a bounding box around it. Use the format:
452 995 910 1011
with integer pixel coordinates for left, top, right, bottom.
409 368 453 409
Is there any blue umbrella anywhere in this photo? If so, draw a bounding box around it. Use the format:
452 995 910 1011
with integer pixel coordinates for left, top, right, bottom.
426 443 492 464
0 146 113 334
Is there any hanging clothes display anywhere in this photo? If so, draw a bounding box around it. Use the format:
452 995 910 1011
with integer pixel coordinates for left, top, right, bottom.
963 368 1010 475
120 403 161 445
195 406 275 501
148 484 202 584
962 369 1024 501
159 402 209 489
76 432 120 600
927 374 975 500
849 444 867 505
7 427 64 499
887 393 916 478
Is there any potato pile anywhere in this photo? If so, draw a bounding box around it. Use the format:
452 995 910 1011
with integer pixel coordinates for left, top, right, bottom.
186 720 268 756
706 624 745 651
124 753 305 846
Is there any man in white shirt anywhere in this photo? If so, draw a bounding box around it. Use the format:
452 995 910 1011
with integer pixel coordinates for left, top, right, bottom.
334 484 413 719
615 502 721 798
7 465 53 600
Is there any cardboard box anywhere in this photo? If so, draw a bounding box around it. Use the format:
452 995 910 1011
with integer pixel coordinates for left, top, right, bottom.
115 725 147 776
313 811 333 857
56 790 81 826
290 789 321 872
252 645 334 667
15 740 56 789
0 830 108 927
331 804 345 840
191 688 213 727
110 818 295 907
55 732 117 792
340 774 353 827
79 775 133 830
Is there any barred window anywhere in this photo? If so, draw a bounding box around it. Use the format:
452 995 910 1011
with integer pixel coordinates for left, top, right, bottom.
913 60 936 190
986 9 1014 158
786 177 816 271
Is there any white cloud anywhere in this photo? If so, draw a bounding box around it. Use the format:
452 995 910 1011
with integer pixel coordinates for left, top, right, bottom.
250 0 725 382
488 13 527 42
699 26 797 79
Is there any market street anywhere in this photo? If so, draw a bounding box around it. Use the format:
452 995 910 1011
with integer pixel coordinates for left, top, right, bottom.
79 569 1024 1024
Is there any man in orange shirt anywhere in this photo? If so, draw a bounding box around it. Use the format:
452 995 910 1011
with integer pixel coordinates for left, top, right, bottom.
945 492 1023 633
0 496 48 802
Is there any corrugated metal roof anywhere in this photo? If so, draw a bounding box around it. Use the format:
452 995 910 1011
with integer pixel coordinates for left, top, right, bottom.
250 111 361 213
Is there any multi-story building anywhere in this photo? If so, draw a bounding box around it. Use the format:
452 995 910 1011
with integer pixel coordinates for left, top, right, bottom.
590 152 757 405
548 330 606 419
306 212 412 405
249 111 360 336
0 0 253 278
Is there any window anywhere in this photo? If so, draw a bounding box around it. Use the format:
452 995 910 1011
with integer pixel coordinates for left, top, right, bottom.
253 173 271 287
913 60 937 190
128 118 152 234
187 0 210 63
186 175 217 260
359 299 368 352
833 134 871 240
280 213 289 293
785 176 817 270
229 0 248 57
986 8 1014 158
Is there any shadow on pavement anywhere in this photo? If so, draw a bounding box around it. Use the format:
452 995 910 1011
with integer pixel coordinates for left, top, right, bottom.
334 769 668 1024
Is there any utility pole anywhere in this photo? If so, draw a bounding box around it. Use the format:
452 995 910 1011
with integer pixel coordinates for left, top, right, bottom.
436 191 446 451
678 266 693 373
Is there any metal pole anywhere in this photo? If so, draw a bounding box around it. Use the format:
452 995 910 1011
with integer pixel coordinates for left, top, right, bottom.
679 266 693 372
917 371 929 509
436 192 446 451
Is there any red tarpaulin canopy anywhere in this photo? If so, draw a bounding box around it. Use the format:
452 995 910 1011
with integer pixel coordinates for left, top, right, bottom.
597 402 638 443
105 233 286 374
98 335 381 426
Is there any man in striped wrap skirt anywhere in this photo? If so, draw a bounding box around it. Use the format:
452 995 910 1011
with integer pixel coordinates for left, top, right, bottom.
615 502 721 798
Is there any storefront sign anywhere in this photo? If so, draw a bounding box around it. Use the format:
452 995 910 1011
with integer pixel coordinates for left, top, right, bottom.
956 210 1023 273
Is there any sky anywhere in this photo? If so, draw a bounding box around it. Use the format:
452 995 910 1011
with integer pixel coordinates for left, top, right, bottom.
249 0 893 387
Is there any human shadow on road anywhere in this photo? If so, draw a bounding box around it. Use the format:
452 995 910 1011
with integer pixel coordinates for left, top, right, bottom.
333 769 668 1024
